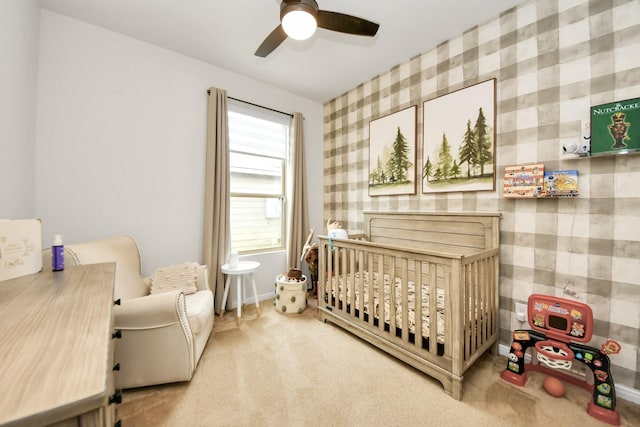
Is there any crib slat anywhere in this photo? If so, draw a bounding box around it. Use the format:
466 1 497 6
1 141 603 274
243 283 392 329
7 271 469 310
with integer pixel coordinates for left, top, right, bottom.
343 248 348 314
357 250 364 321
389 256 396 334
319 243 326 309
443 267 453 360
463 263 469 360
477 260 482 347
349 248 356 318
476 260 487 345
337 248 342 313
401 258 409 344
428 263 438 356
414 261 423 351
325 243 332 307
377 253 384 332
319 244 324 301
488 255 497 338
331 246 338 309
470 261 478 356
490 255 497 337
368 252 374 327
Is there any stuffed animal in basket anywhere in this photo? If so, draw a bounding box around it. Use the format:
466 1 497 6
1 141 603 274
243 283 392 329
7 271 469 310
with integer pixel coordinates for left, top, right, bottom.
285 267 303 281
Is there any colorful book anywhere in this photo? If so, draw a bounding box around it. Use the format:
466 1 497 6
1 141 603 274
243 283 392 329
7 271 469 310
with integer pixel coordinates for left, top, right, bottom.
543 170 579 197
504 164 544 198
590 97 640 156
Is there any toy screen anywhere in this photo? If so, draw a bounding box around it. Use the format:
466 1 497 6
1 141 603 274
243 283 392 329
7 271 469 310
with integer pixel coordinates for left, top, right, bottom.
548 315 567 331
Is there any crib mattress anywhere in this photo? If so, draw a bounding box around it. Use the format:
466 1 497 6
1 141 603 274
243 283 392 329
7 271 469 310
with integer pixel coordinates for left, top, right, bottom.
326 271 445 344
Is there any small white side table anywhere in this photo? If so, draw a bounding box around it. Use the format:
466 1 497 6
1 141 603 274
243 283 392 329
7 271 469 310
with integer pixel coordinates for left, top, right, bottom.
220 260 261 325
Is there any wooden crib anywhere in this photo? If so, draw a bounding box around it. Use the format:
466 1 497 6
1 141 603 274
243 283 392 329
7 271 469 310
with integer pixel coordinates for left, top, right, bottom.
317 211 500 400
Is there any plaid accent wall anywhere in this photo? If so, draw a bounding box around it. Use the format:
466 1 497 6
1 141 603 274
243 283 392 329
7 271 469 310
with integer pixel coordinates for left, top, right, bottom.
323 0 640 390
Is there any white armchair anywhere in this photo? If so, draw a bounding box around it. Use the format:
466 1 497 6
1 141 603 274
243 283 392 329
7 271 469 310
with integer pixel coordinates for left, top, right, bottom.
42 236 214 389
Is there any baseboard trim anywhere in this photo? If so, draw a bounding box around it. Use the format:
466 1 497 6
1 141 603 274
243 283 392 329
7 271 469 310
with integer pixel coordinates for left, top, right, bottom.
498 344 640 404
231 291 278 307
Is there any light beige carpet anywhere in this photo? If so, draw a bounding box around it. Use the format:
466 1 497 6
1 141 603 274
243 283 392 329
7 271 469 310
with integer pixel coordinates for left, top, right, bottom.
118 298 640 426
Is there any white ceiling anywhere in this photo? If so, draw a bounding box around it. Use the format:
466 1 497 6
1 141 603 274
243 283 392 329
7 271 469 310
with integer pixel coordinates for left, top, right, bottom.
38 0 525 103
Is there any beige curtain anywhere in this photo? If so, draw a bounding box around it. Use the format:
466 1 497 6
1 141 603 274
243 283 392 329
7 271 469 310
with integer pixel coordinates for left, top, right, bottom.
287 112 309 269
203 87 231 314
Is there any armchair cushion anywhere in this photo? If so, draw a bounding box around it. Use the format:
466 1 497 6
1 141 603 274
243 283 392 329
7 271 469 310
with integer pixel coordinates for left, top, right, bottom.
150 262 198 295
185 291 213 335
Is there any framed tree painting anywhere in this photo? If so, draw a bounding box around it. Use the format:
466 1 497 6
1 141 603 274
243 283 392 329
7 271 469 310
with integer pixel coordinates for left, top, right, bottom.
422 79 496 193
368 105 417 196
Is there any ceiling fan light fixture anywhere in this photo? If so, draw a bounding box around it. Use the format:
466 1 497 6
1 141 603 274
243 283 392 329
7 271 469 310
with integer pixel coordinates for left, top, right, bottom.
282 9 317 40
255 0 378 57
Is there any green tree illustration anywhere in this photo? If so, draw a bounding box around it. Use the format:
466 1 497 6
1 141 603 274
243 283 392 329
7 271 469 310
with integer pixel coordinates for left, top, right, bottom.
473 107 493 176
369 155 384 184
458 119 478 177
436 133 454 179
386 126 412 183
381 144 392 183
422 157 433 180
433 167 443 180
450 160 461 178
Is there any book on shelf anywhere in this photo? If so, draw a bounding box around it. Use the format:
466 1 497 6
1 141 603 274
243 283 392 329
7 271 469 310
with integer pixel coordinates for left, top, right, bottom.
543 170 579 197
503 163 544 198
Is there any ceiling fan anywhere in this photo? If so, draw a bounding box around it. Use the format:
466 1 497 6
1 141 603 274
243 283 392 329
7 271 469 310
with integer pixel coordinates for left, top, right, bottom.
255 0 380 57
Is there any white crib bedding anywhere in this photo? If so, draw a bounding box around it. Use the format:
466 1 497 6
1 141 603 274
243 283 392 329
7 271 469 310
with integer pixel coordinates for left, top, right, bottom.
327 271 446 344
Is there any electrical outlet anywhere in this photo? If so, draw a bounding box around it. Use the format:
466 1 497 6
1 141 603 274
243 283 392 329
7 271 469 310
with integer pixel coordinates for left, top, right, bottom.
515 303 527 322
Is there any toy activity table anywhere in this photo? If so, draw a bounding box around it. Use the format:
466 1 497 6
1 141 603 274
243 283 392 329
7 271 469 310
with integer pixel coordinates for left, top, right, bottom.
501 294 621 425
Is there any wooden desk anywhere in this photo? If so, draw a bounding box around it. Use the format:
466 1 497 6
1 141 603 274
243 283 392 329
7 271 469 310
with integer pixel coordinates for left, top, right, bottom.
0 263 118 427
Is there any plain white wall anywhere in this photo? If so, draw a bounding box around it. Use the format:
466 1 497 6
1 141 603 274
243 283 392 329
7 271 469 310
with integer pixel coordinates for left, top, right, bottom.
0 0 39 218
35 10 324 302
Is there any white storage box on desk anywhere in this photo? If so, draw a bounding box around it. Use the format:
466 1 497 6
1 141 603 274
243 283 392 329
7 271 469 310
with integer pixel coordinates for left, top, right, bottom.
0 219 42 281
274 274 307 314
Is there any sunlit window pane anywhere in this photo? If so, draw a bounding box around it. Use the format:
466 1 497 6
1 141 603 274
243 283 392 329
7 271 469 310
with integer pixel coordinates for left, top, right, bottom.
228 111 287 158
229 197 283 253
230 152 283 195
227 100 290 253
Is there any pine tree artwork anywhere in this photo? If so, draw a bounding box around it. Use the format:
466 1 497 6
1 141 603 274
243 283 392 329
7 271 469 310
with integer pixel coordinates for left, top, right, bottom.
368 106 417 196
422 79 496 193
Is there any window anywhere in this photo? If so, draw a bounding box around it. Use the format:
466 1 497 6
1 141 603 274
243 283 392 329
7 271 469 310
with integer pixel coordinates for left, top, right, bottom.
228 100 290 253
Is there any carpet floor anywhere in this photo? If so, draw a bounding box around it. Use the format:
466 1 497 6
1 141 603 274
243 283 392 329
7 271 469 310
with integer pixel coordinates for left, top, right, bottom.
117 297 640 426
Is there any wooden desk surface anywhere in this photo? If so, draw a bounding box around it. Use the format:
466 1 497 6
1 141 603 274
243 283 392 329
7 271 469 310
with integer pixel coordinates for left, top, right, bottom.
0 263 115 427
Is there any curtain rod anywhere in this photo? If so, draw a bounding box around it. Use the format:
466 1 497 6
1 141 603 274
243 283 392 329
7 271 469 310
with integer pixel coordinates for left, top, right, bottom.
207 89 293 118
228 96 294 118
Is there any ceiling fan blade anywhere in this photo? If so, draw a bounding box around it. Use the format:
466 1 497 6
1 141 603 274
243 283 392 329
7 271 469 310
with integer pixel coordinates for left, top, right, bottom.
316 10 379 37
254 25 288 57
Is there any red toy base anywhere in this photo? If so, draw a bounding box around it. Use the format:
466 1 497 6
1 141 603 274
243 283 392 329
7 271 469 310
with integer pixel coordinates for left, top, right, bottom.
501 364 620 426
588 401 620 426
500 369 527 386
